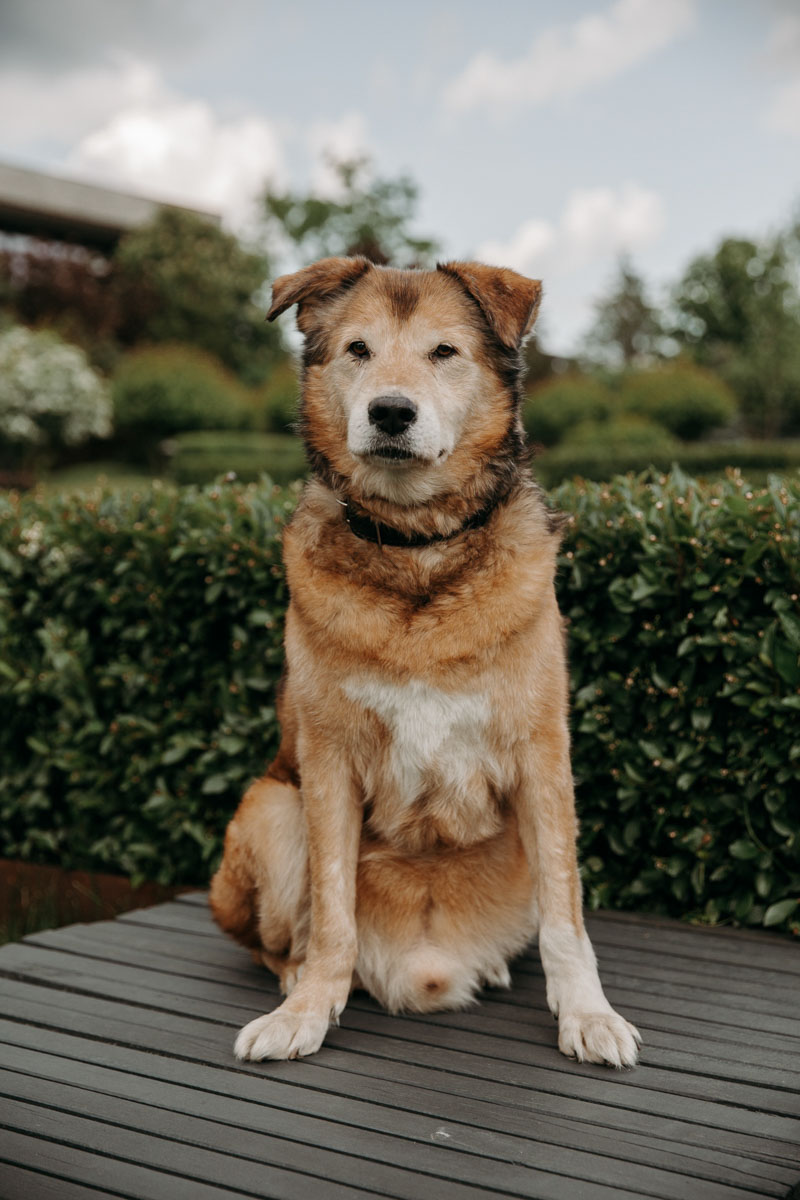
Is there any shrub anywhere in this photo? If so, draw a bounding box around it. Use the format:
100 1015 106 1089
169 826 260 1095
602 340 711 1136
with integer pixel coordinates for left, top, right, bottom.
522 375 613 446
535 439 800 489
0 325 112 459
563 415 678 452
555 468 799 935
0 470 797 934
524 364 739 451
619 363 738 440
0 479 292 886
167 431 307 487
249 360 300 434
112 345 251 446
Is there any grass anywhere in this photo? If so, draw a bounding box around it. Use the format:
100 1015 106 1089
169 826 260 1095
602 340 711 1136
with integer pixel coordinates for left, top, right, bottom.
36 460 165 495
22 433 308 496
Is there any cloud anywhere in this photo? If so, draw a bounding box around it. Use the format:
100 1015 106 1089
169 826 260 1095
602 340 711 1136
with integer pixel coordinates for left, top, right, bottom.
476 184 664 354
443 0 695 115
560 183 664 265
477 182 664 276
477 220 557 276
0 59 157 148
766 79 800 136
0 0 213 71
306 111 371 198
70 91 285 230
762 14 800 136
763 11 800 73
0 57 285 228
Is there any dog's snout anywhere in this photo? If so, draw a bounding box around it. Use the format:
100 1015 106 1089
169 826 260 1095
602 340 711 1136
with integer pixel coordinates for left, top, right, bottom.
368 396 418 436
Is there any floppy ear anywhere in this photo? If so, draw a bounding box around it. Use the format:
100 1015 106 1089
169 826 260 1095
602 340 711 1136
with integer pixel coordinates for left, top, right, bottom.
266 256 372 324
438 261 542 348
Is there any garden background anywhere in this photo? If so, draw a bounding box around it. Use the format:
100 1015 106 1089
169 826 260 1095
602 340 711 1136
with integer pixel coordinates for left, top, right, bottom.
1 0 798 941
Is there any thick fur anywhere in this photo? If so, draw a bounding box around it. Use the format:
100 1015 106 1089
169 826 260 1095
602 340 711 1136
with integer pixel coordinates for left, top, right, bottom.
209 258 640 1067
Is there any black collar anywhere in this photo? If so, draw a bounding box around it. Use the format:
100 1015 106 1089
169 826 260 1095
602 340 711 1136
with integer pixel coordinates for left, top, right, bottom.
341 491 506 548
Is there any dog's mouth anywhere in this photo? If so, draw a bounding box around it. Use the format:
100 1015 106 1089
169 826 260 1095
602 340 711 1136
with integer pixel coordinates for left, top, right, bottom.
353 435 447 469
371 446 415 461
358 438 427 467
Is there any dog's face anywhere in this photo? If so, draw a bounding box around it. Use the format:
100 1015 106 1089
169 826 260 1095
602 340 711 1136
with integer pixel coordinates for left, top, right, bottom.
268 258 542 503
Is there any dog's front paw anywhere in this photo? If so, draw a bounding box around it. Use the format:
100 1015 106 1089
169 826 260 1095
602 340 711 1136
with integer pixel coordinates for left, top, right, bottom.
558 1009 641 1068
234 1005 330 1061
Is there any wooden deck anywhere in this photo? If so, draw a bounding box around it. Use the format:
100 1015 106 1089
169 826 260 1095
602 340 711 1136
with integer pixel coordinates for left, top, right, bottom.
0 895 798 1200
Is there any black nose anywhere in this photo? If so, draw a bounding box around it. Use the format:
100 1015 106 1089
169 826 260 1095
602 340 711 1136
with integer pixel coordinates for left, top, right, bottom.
368 395 418 436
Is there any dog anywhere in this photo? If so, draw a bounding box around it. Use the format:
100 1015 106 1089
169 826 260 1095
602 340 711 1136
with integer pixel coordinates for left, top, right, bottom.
209 256 641 1068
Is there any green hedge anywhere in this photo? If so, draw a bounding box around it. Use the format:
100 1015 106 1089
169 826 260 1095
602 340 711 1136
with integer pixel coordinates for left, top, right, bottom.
617 365 737 441
556 467 799 934
536 440 800 488
166 431 307 487
1 469 798 933
523 375 613 447
564 415 678 453
1 480 292 884
248 360 300 434
523 364 737 448
112 345 252 445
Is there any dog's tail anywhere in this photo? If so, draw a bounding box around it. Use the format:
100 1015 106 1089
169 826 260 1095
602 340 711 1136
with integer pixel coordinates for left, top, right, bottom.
380 942 478 1013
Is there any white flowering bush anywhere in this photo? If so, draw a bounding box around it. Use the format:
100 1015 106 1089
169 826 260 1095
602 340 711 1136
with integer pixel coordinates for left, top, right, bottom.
0 326 112 456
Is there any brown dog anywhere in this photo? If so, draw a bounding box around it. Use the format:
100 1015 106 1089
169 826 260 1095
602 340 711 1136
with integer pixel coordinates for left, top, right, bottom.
209 256 640 1067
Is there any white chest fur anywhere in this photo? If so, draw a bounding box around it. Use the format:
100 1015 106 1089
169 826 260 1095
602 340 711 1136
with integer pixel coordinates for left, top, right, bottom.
343 676 492 803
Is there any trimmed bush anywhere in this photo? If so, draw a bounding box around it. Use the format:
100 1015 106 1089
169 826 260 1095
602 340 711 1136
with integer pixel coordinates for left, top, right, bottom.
0 470 797 934
167 432 307 487
249 361 301 434
524 364 738 449
535 439 800 489
523 375 613 447
1 479 292 885
112 345 251 445
554 467 799 934
619 364 737 440
563 415 678 452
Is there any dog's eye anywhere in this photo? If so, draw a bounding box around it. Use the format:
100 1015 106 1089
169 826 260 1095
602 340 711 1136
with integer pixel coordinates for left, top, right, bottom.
432 343 456 359
348 340 370 359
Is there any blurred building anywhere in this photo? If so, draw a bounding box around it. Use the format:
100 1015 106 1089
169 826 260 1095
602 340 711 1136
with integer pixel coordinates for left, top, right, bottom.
0 161 219 251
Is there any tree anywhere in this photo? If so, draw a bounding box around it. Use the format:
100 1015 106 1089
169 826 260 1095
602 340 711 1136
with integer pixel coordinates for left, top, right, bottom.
671 229 800 438
583 256 664 367
0 240 119 370
262 156 440 267
113 209 284 385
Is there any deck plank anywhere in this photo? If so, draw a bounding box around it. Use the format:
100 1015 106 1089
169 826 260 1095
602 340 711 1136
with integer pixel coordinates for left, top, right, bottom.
1 896 799 1200
2 940 797 1117
21 925 800 1087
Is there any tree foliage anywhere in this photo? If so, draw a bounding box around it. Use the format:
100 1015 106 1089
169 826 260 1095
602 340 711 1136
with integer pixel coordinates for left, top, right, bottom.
671 229 800 438
114 209 283 384
262 157 440 267
584 256 664 367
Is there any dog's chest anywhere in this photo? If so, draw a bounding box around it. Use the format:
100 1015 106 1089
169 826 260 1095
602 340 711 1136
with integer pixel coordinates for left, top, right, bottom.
343 676 503 849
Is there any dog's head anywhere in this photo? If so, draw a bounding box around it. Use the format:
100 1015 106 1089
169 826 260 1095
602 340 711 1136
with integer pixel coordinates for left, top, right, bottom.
268 257 541 504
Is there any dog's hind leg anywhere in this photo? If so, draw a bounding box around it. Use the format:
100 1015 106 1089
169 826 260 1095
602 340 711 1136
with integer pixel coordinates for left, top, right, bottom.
209 774 310 982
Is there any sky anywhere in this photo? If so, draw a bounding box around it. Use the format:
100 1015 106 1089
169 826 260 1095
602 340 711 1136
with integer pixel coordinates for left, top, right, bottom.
1 0 799 354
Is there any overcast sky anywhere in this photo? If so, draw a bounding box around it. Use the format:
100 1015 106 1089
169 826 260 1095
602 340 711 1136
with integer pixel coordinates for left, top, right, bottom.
1 0 798 353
